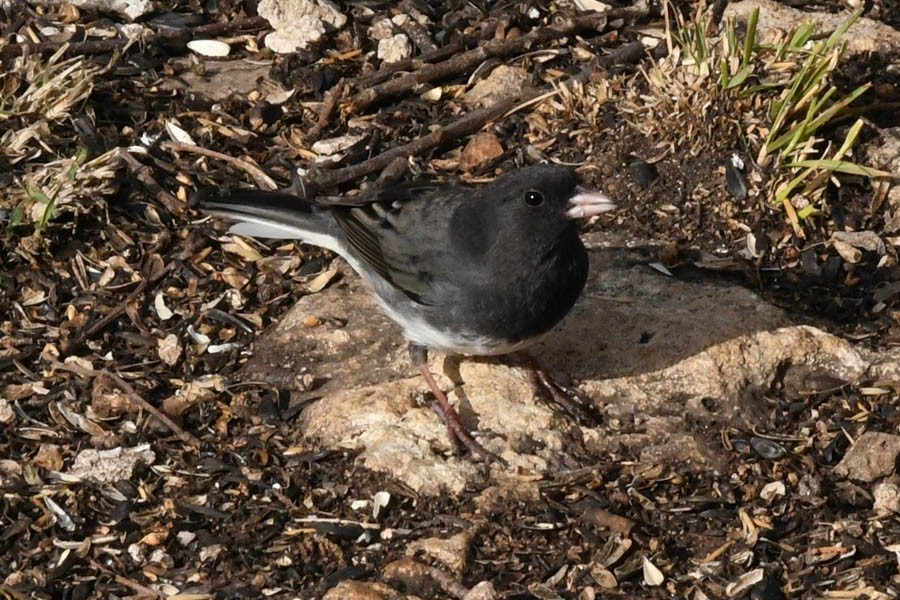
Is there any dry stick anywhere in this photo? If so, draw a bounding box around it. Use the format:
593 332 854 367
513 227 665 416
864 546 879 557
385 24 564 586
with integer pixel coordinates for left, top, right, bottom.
117 149 183 214
306 35 648 191
353 41 466 89
0 584 31 600
160 141 277 191
308 79 347 142
349 5 650 91
308 93 527 192
69 261 173 350
0 16 269 57
347 8 647 112
596 40 648 70
51 361 202 449
89 559 162 599
347 13 611 112
312 14 650 192
424 563 471 600
397 16 438 54
351 19 511 90
100 368 202 449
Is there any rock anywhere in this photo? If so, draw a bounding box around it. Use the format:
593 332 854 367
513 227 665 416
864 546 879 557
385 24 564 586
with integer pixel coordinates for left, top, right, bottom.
157 333 182 366
463 66 530 109
464 581 499 600
725 0 900 54
163 60 277 103
258 0 347 53
240 233 900 495
298 379 482 495
873 479 900 514
312 133 367 164
459 133 504 172
67 444 156 483
473 479 541 514
866 127 900 235
321 580 403 600
67 445 156 484
407 531 473 574
383 558 467 598
32 0 156 21
369 18 395 41
377 34 412 63
834 432 900 482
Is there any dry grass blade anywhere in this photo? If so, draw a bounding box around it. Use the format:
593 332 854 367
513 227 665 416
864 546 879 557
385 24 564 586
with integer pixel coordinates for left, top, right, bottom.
1 46 99 128
1 46 119 230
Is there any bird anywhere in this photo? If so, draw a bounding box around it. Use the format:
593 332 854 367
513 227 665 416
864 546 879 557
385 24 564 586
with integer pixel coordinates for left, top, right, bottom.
198 164 615 460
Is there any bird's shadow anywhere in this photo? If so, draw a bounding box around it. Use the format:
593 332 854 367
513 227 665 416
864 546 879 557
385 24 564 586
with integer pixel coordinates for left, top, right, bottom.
240 241 792 393
529 242 791 383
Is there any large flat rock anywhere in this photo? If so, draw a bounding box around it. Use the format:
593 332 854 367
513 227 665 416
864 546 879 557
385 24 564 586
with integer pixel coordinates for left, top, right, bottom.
239 232 900 494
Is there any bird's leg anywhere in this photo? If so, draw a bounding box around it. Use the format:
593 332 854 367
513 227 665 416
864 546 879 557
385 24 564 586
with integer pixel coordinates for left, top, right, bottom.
409 343 496 462
515 352 601 426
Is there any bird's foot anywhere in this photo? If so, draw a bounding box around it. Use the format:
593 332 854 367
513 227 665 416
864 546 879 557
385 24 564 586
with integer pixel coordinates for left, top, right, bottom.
417 364 501 463
517 353 601 427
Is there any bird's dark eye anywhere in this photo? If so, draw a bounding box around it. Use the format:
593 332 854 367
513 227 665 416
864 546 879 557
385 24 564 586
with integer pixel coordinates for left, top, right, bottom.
525 190 544 207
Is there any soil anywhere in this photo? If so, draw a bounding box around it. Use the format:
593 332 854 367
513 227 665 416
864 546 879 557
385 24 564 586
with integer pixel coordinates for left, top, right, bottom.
1 1 899 598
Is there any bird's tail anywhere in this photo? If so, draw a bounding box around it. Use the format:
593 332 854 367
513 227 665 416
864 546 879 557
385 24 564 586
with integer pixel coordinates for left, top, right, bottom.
197 190 344 253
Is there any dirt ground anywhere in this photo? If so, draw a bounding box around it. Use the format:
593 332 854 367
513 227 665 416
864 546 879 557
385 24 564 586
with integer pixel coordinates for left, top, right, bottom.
2 0 900 598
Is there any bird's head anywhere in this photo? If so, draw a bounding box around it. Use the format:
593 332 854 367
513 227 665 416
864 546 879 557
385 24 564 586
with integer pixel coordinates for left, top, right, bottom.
488 164 615 240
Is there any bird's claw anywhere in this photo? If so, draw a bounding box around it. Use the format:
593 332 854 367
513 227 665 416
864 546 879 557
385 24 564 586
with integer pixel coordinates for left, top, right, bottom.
429 401 503 464
522 357 602 427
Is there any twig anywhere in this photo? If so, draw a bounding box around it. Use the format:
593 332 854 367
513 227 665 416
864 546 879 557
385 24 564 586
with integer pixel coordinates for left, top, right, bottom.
117 149 183 214
89 559 162 599
396 16 438 54
350 5 648 97
66 258 173 352
160 142 277 191
596 40 648 70
293 516 382 529
309 93 529 191
0 584 32 600
501 89 559 119
353 42 466 89
308 79 347 142
662 1 674 58
51 361 202 449
346 13 610 112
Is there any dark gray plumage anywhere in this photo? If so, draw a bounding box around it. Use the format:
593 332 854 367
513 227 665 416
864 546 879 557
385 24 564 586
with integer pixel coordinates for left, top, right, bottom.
199 165 615 459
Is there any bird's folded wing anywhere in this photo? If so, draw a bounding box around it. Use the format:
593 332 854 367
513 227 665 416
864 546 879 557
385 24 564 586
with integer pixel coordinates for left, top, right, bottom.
332 200 441 305
328 181 463 305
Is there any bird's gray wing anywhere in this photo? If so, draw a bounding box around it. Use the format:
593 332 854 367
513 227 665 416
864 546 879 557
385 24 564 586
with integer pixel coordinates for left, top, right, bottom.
330 184 464 305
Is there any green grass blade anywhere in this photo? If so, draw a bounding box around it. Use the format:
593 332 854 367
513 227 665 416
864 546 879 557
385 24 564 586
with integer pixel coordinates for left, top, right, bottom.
741 8 759 69
824 7 864 49
786 159 893 178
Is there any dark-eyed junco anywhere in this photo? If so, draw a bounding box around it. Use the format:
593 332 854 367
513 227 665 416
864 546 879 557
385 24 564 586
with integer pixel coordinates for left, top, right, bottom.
199 164 615 459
